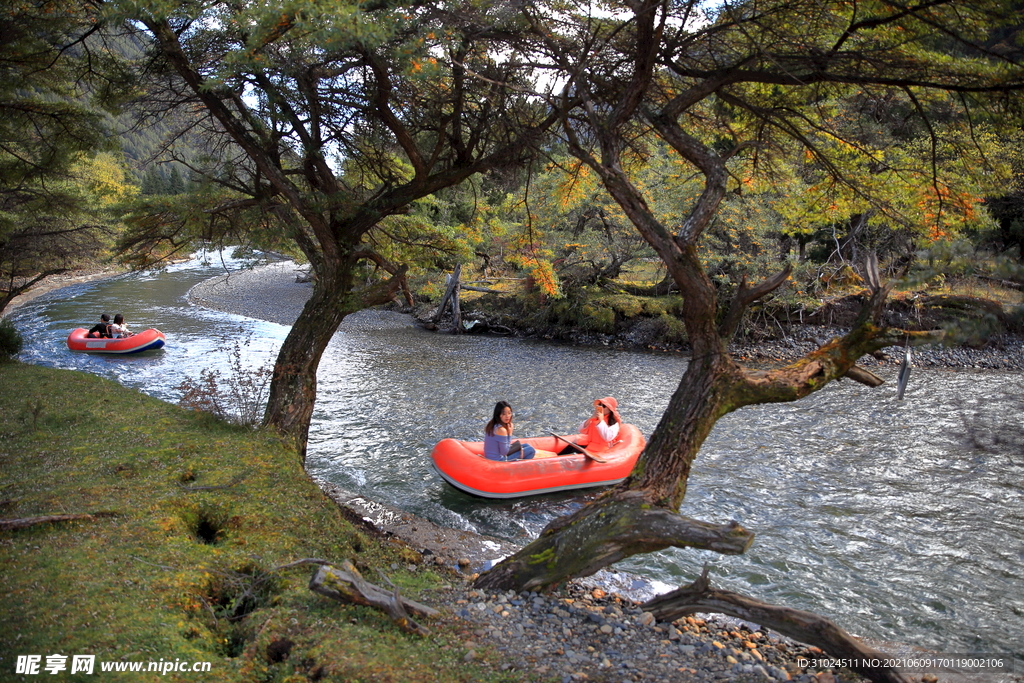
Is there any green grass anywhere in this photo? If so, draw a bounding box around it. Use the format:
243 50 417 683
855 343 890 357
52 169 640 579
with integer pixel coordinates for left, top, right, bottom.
0 363 540 683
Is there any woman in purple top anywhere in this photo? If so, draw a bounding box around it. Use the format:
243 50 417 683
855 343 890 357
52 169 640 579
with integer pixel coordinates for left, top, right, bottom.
483 401 536 461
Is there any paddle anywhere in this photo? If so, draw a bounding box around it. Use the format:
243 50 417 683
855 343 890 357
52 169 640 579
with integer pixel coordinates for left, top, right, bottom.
548 432 606 463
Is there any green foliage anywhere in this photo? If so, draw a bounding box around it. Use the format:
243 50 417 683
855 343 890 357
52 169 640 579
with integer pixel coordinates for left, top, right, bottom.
0 152 136 311
119 182 304 268
579 304 616 333
0 5 135 312
0 4 120 188
0 318 23 360
653 313 688 345
529 157 655 290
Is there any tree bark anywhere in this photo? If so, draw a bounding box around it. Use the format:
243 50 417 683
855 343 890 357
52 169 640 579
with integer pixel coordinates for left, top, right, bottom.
451 271 462 334
844 365 885 387
475 489 754 593
264 258 409 458
264 270 353 456
433 264 462 325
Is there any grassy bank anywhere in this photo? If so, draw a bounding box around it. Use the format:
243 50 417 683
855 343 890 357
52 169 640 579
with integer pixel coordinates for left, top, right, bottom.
0 363 527 683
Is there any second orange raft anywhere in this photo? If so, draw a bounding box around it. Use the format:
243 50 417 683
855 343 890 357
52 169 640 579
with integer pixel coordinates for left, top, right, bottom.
430 424 646 498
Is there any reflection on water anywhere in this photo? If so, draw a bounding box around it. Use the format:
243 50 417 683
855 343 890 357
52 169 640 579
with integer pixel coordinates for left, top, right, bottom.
8 254 1023 664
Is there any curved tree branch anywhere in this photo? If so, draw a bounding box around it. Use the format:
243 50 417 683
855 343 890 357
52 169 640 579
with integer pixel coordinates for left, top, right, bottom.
720 264 794 342
644 567 913 683
475 490 754 593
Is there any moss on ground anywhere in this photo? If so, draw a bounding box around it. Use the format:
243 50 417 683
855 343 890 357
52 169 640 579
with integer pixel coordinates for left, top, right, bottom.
452 270 1020 350
0 363 540 683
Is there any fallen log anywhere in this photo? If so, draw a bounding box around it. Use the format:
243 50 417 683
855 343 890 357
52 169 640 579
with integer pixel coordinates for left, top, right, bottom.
643 566 912 683
918 294 1008 321
309 561 438 636
977 275 1022 291
844 364 884 387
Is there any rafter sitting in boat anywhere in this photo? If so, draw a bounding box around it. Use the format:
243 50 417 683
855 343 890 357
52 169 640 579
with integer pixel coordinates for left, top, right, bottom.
557 396 621 454
484 401 557 461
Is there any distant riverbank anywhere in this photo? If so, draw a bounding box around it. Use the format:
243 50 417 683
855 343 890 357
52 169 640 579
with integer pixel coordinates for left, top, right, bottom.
2 265 127 316
188 260 1024 371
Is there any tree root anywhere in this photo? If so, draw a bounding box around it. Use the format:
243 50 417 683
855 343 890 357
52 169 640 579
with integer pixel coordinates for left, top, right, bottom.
643 566 912 683
309 560 438 636
475 492 754 592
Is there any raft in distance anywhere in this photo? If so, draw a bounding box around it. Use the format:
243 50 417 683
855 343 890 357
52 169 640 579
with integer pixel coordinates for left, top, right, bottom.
66 328 167 354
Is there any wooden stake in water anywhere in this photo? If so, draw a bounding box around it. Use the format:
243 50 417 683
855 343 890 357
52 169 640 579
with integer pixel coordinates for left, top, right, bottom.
896 344 912 400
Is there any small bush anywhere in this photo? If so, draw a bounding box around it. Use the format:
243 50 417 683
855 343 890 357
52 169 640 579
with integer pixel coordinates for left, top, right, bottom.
176 337 272 427
656 313 688 344
605 294 645 318
642 295 684 316
0 318 23 361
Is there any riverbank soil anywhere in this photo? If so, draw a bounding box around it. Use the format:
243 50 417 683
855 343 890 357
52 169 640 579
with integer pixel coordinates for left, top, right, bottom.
405 270 1024 369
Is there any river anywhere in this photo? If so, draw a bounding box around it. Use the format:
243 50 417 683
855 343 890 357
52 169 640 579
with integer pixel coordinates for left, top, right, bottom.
7 252 1023 668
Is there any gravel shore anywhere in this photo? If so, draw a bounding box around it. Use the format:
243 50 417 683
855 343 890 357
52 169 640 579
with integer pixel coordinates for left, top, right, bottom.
187 261 314 326
326 486 889 683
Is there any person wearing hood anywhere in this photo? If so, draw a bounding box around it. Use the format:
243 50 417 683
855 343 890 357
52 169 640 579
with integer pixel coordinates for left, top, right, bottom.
558 397 622 454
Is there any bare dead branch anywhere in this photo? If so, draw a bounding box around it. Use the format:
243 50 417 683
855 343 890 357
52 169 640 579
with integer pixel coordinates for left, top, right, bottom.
720 264 794 341
844 365 885 387
309 561 437 635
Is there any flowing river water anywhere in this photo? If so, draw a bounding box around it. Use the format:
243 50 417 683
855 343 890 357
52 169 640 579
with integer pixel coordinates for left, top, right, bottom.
7 253 1023 669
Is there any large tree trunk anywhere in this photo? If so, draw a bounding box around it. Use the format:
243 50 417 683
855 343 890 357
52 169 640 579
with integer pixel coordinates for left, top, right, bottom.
263 254 409 456
263 274 350 456
626 350 741 507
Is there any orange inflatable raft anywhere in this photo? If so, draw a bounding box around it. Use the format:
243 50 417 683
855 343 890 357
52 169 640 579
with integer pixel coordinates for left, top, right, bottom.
66 328 166 354
430 423 646 498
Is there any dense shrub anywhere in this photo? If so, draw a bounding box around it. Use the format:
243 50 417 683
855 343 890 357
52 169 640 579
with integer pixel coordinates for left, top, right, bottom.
580 304 616 333
0 318 24 361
